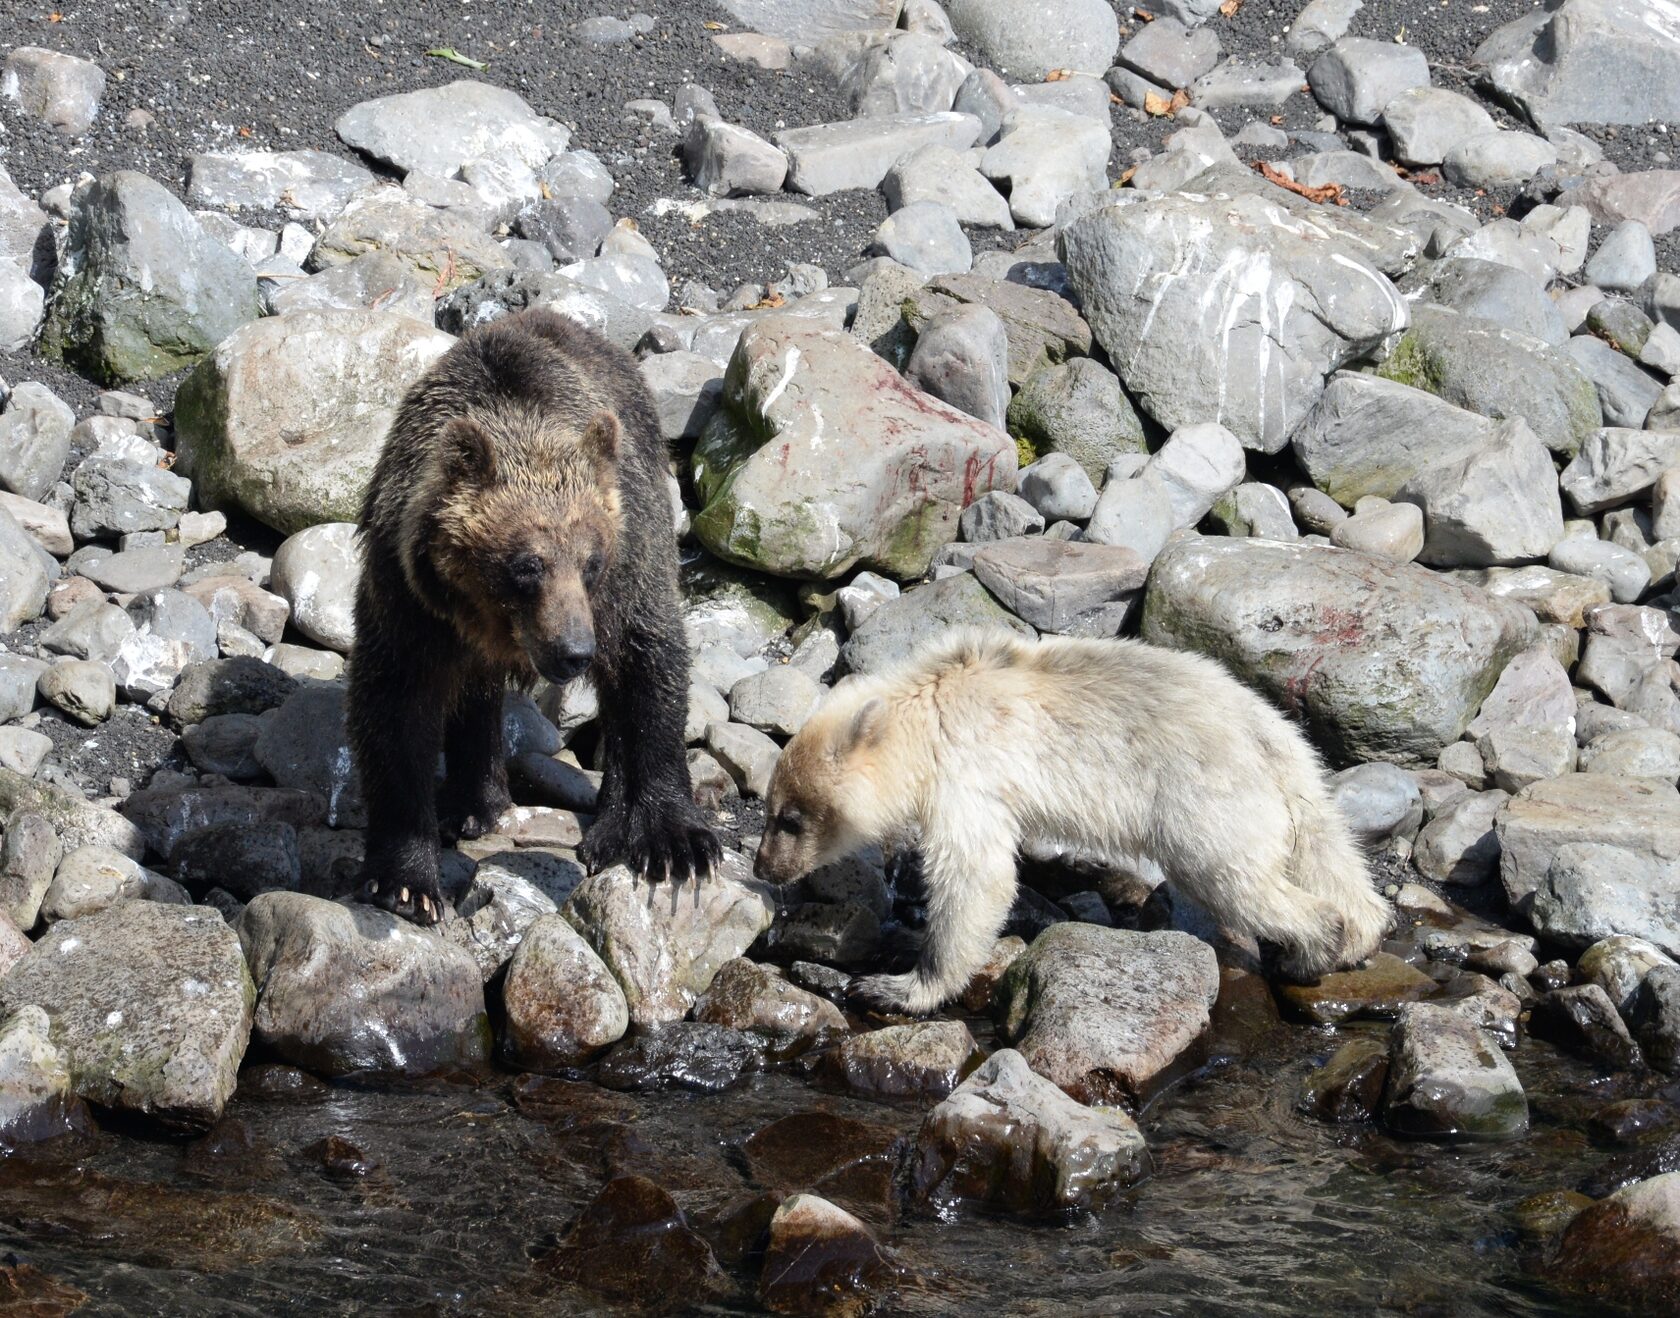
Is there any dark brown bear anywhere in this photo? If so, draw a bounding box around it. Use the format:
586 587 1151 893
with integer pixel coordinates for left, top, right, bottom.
347 308 718 924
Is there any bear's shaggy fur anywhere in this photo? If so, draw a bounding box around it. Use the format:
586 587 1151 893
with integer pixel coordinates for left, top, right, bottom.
349 308 717 923
755 630 1391 1013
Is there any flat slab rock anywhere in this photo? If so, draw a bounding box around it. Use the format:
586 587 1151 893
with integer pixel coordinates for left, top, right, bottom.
0 900 253 1130
691 316 1016 580
560 854 776 1029
1274 952 1436 1025
238 892 489 1078
1142 537 1535 766
912 1047 1148 1215
995 924 1219 1105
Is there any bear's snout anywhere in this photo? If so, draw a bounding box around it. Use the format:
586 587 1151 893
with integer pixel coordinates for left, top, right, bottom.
530 623 596 684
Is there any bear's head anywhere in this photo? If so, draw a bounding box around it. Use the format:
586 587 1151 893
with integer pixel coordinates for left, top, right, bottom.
425 409 623 684
755 686 892 884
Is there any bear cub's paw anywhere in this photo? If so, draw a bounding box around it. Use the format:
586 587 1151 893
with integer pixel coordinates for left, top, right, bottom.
848 972 935 1016
437 781 513 846
580 793 721 882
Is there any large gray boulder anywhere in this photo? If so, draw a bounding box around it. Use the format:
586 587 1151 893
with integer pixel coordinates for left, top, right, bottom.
1376 305 1601 457
335 80 570 177
0 901 253 1129
560 855 776 1029
691 317 1015 580
1142 537 1536 765
187 149 376 222
1497 775 1680 957
42 172 260 384
1474 0 1680 129
841 571 1034 674
946 0 1119 79
1293 372 1563 568
996 924 1219 1104
238 892 490 1077
174 309 453 534
1059 190 1408 453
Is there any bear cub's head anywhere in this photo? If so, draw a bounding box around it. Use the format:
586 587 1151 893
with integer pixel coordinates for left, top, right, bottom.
755 688 892 884
426 407 623 684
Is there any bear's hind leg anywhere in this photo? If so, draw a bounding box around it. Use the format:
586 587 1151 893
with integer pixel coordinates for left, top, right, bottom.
438 674 511 844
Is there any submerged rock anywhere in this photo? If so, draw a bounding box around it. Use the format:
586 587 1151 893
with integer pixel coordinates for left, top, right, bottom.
912 1048 1148 1214
1274 953 1435 1025
1382 1002 1528 1141
758 1193 894 1316
546 1174 734 1310
1546 1171 1680 1312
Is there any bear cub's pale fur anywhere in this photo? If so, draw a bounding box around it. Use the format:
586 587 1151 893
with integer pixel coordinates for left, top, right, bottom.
755 630 1392 1014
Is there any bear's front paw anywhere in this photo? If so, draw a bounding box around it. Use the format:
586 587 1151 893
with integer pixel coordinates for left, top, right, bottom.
581 795 720 883
360 853 445 926
437 781 512 846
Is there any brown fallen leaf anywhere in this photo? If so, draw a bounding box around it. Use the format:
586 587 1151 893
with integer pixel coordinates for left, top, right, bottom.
1269 114 1285 126
702 20 725 30
750 292 786 310
1143 90 1173 116
1219 0 1244 14
1410 170 1440 186
1134 6 1155 20
1170 87 1190 112
1119 164 1138 186
1252 159 1349 206
1046 68 1070 82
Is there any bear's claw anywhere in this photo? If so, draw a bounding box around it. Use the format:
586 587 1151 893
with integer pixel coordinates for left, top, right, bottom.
581 795 721 883
363 873 444 927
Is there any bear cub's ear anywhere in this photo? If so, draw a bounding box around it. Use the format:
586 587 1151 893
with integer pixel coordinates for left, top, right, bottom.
580 411 622 469
441 417 497 485
840 697 888 755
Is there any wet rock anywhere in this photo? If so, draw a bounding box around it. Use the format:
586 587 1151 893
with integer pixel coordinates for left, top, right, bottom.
996 924 1218 1105
0 901 253 1129
758 1193 893 1317
238 892 489 1078
691 318 1014 580
1383 1002 1528 1141
1635 965 1680 1072
596 1021 767 1093
912 1047 1147 1215
757 900 884 969
1299 1034 1390 1123
1579 935 1676 1017
561 856 775 1028
823 1020 980 1100
43 172 259 384
1414 788 1508 885
1547 1171 1680 1311
0 1004 81 1146
1142 537 1535 766
174 309 453 535
1529 984 1643 1070
440 864 559 980
1275 953 1435 1025
546 1174 733 1310
692 957 848 1040
501 913 629 1070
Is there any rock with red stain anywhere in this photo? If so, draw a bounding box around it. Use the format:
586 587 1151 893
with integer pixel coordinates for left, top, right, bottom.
691 316 1017 580
1142 537 1536 766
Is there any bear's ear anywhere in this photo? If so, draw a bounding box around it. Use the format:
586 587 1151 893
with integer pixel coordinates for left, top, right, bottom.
580 411 622 470
840 697 888 755
441 417 497 485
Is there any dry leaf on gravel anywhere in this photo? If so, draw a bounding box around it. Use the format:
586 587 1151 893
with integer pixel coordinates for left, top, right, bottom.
1252 160 1349 207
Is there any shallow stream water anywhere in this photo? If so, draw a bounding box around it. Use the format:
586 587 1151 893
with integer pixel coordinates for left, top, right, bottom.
2 991 1671 1317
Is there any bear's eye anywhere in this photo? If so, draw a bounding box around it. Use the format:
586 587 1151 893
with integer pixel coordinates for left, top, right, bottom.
582 550 605 588
507 552 545 594
775 807 803 838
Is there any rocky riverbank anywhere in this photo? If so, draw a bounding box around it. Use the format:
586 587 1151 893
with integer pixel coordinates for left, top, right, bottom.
3 1 1680 1313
